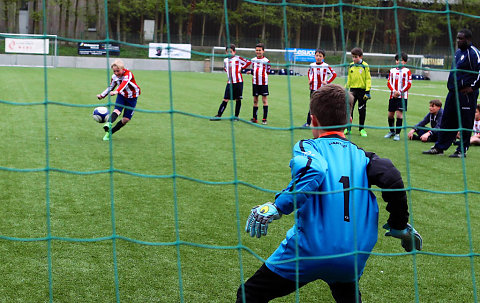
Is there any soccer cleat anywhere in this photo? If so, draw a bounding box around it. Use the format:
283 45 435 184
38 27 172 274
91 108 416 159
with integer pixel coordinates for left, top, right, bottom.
210 115 221 121
302 123 310 128
103 122 112 132
393 134 400 141
384 132 395 139
344 129 351 135
359 129 368 137
422 147 443 155
449 150 466 158
234 116 239 121
250 118 258 123
262 119 267 125
103 132 110 141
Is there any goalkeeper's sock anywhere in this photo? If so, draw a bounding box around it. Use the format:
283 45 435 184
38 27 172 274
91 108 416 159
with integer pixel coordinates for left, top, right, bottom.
253 106 258 120
111 121 125 134
395 118 403 134
109 111 119 123
235 100 242 117
388 117 394 133
263 105 268 120
217 101 228 116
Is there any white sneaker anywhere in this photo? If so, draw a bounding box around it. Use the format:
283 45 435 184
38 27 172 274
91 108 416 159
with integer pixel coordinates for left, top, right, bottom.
393 134 400 141
384 132 395 138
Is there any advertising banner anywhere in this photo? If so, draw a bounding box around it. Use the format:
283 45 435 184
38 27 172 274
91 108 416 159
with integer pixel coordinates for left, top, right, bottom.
5 38 49 54
148 43 191 59
78 42 120 56
285 48 316 62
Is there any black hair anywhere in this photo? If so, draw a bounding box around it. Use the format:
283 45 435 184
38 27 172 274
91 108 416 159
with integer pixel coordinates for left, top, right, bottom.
395 52 408 62
459 28 473 40
255 43 265 50
315 48 326 57
226 44 236 52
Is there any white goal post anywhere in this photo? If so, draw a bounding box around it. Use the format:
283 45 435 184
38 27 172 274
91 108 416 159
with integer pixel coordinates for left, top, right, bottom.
211 46 425 77
210 46 297 74
0 33 58 68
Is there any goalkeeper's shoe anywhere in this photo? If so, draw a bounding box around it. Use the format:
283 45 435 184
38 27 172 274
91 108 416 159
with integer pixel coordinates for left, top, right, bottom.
383 223 423 252
262 119 267 125
103 122 112 132
103 132 110 141
245 202 282 238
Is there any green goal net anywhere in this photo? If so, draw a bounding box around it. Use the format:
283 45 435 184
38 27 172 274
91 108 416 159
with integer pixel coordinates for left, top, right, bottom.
0 1 479 302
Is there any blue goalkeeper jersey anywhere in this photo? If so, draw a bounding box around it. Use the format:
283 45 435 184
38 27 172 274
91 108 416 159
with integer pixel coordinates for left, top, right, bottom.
266 134 408 284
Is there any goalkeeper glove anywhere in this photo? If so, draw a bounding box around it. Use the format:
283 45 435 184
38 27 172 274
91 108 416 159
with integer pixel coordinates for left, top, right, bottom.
245 202 282 238
363 91 371 101
383 223 423 252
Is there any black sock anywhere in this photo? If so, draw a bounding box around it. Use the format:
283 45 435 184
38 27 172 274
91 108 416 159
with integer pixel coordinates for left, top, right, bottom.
263 106 268 120
111 121 125 134
235 100 242 117
306 110 311 125
388 118 394 133
253 106 258 119
395 118 403 134
109 111 119 123
217 101 228 116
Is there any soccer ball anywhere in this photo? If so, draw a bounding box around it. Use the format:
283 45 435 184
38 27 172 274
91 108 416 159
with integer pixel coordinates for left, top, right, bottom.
93 107 109 123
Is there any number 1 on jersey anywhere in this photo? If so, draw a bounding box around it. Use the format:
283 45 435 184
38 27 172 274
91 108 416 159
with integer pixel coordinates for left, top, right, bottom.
339 176 350 222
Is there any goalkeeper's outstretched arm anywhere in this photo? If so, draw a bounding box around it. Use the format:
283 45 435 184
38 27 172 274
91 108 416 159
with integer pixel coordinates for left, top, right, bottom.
365 152 422 251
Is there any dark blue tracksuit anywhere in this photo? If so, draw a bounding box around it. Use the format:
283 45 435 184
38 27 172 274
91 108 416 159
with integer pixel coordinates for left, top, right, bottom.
435 44 480 152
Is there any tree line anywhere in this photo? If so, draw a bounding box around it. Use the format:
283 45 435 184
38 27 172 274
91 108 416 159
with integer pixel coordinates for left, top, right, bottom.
1 0 480 54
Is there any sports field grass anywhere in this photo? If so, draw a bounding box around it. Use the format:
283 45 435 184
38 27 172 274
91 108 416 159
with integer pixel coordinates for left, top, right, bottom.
0 66 479 302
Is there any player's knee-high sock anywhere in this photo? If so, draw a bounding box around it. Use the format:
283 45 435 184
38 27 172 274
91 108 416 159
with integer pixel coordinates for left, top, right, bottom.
109 111 119 123
263 105 268 120
111 121 125 134
217 101 228 116
253 106 258 119
235 100 242 117
395 118 403 134
358 108 366 130
388 118 395 133
306 110 312 125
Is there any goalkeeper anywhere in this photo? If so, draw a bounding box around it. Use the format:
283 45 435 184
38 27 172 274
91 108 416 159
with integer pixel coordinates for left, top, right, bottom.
238 84 422 303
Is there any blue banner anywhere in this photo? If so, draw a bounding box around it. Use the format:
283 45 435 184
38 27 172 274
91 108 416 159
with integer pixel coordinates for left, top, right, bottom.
285 48 316 62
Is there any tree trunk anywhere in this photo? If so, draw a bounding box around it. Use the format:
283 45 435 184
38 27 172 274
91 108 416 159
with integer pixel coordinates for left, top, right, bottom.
369 14 377 52
159 11 164 42
217 14 224 46
411 36 416 54
261 6 266 41
295 24 301 48
331 27 337 54
200 14 206 46
139 12 144 44
186 0 196 43
154 2 159 42
178 18 183 43
64 0 70 41
58 1 63 38
316 0 326 49
73 0 79 39
116 8 120 40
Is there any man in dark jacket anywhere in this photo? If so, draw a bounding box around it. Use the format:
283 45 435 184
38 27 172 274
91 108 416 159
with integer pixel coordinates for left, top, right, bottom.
423 28 480 158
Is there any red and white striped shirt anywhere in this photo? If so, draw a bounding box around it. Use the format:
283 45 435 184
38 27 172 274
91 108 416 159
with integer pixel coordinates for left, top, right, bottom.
100 69 141 99
250 56 271 85
224 55 251 84
387 67 412 99
308 62 337 90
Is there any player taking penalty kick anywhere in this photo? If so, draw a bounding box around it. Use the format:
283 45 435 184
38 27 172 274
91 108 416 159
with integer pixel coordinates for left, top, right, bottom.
97 59 141 141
